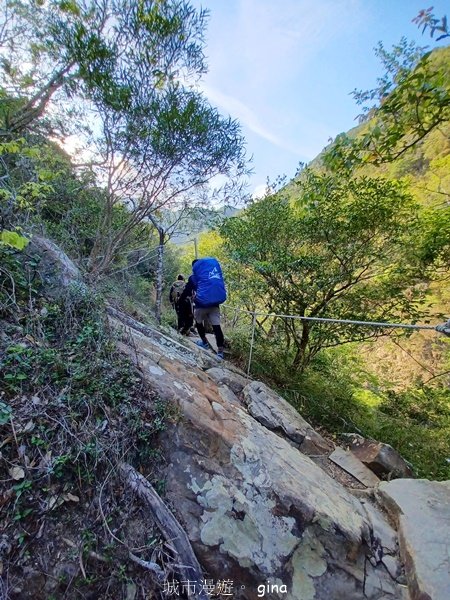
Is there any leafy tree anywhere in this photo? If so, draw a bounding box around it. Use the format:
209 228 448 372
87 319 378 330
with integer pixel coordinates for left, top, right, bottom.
322 9 449 174
0 0 208 137
1 1 249 323
85 84 247 321
413 7 449 41
325 44 450 169
221 170 425 371
322 25 450 277
0 134 56 249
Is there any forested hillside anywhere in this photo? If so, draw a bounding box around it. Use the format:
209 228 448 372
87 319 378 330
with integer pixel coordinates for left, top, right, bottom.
186 43 450 479
305 45 450 390
1 3 449 482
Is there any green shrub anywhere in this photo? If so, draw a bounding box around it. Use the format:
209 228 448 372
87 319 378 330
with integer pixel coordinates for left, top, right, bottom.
278 349 450 479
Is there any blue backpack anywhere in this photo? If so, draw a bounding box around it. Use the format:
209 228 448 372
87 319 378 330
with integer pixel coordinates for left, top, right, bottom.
192 257 227 307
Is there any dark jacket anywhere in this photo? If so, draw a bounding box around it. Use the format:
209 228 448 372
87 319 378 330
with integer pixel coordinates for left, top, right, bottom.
169 280 186 307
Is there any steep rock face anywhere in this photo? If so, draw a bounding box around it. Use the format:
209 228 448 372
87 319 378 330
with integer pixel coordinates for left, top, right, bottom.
111 312 407 600
377 479 450 600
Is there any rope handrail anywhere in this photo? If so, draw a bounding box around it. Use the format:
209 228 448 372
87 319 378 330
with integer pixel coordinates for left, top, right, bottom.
222 304 447 332
220 304 450 374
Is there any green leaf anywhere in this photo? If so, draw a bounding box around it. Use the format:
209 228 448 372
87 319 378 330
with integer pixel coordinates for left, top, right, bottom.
0 230 30 250
0 401 12 425
59 0 80 16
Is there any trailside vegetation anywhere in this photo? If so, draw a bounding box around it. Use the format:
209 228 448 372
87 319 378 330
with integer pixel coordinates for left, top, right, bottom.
221 170 424 371
1 0 248 321
218 36 450 479
0 246 177 597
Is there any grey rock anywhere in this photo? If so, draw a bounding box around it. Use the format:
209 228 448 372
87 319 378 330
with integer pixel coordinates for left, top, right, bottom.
217 385 243 408
343 434 414 479
206 367 251 394
116 319 407 599
364 563 399 598
382 554 402 580
23 235 85 298
242 380 331 455
329 447 381 487
361 500 398 555
377 479 450 600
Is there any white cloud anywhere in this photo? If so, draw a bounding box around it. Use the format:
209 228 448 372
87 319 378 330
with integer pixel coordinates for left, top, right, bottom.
201 81 337 161
197 0 367 167
252 183 269 199
205 0 365 90
200 83 305 154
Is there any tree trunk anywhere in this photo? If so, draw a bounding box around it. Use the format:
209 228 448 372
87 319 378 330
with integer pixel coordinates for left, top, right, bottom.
292 322 310 372
8 64 75 134
155 228 165 324
119 463 208 599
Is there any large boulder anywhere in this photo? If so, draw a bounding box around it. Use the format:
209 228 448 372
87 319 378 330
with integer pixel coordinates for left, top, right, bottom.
23 235 85 299
112 313 408 600
377 479 450 600
242 381 331 455
342 434 414 479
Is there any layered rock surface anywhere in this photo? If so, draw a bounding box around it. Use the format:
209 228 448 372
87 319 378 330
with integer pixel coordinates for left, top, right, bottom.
21 236 448 600
377 479 450 600
111 310 411 600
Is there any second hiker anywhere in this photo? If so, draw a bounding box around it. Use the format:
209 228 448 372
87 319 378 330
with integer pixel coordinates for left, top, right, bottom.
169 274 194 335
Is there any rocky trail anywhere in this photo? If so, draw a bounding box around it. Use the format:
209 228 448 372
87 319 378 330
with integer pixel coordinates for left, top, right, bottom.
2 235 447 599
108 306 450 600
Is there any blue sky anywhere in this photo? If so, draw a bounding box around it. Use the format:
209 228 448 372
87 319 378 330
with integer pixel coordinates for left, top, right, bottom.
193 0 449 197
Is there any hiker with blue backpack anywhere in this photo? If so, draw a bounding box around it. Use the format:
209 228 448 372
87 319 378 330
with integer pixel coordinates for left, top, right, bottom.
179 257 227 359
